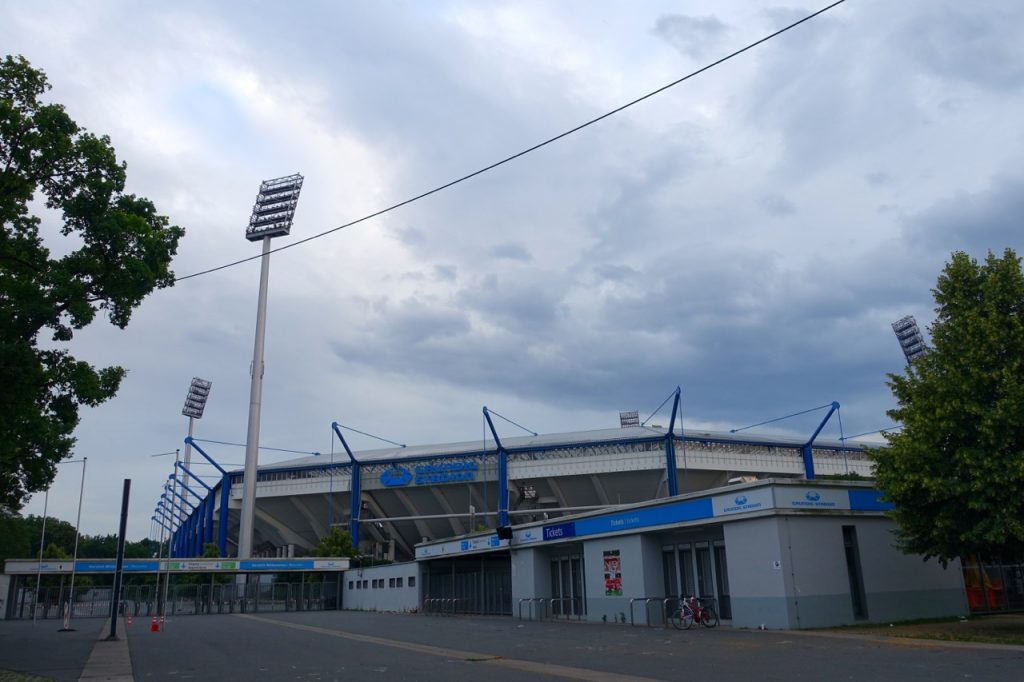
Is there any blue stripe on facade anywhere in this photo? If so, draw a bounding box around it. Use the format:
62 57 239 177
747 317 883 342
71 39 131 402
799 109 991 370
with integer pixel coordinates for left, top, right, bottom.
848 489 894 511
573 498 714 537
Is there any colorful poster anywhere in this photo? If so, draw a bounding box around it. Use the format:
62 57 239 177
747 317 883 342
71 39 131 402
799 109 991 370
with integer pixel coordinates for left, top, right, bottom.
603 550 622 596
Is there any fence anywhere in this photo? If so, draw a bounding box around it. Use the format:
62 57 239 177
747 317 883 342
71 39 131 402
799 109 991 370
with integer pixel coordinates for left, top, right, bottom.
7 578 339 620
963 558 1024 613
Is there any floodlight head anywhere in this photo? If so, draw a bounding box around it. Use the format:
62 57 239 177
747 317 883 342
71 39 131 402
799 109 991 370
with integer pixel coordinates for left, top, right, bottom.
182 377 213 419
619 410 640 428
246 173 304 241
891 315 927 363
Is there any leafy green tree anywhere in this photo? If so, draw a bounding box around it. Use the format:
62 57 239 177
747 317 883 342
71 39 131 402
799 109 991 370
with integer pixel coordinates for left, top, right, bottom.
873 249 1024 565
0 505 29 569
311 527 357 558
22 514 78 557
0 55 184 509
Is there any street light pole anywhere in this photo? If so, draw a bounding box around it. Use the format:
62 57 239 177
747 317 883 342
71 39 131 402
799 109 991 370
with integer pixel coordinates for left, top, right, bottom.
237 173 303 561
60 457 87 632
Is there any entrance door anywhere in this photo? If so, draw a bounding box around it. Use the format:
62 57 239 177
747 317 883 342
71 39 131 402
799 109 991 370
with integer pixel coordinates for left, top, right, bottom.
550 555 585 617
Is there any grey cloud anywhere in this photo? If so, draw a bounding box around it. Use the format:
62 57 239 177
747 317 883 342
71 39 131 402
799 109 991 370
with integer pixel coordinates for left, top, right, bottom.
653 14 729 59
488 243 533 262
865 171 890 187
900 4 1024 90
905 175 1024 255
433 264 457 282
758 194 797 216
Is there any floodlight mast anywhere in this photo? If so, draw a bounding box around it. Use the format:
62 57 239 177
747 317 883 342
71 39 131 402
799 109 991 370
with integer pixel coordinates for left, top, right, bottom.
892 315 926 364
181 377 212 505
238 173 303 561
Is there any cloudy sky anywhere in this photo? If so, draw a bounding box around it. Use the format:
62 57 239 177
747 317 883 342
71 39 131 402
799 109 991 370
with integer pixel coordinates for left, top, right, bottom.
5 0 1023 539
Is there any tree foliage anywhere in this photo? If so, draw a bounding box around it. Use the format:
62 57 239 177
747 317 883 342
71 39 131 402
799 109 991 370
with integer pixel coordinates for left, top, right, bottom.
873 249 1024 564
0 55 184 509
311 527 357 558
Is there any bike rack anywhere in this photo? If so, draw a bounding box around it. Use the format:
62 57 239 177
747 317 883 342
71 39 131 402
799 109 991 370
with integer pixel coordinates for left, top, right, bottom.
629 597 667 627
516 597 549 621
548 597 583 621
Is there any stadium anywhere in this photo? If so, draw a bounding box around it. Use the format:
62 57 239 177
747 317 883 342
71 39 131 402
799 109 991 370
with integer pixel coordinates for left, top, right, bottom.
167 396 872 563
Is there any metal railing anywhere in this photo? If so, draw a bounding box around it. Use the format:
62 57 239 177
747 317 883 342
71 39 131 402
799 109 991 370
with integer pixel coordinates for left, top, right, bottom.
422 597 463 615
516 597 549 621
629 597 669 627
7 581 334 620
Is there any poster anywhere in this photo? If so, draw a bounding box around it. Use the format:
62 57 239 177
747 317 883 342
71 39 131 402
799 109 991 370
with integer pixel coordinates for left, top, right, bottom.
603 550 622 596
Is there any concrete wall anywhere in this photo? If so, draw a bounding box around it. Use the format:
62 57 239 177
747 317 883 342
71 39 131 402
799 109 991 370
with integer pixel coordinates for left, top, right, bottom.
723 517 792 629
725 515 968 629
582 535 664 624
510 546 553 617
853 518 967 622
342 562 421 612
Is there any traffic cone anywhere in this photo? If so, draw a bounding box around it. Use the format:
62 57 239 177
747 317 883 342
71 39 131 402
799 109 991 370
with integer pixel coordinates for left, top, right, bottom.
127 614 133 626
159 615 166 630
150 616 158 632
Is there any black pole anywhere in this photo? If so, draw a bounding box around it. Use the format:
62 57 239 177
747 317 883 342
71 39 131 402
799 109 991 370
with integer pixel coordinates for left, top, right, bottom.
107 479 131 641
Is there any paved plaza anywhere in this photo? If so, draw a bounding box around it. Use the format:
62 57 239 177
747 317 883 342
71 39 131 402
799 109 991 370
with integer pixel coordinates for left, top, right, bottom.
2 611 1022 681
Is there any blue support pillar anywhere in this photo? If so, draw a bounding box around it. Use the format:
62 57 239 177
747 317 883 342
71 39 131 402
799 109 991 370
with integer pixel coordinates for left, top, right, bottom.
185 438 230 557
664 387 681 498
219 475 230 556
178 462 216 547
482 407 509 528
331 422 361 550
802 401 840 480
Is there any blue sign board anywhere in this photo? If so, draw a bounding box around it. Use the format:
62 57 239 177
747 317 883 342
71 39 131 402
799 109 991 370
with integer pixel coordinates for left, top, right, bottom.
240 560 315 571
76 561 160 572
574 498 713 537
543 522 576 541
848 489 894 511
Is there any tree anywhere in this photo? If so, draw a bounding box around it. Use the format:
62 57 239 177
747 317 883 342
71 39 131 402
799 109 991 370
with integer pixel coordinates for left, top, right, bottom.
1 55 184 509
311 527 357 558
873 249 1024 565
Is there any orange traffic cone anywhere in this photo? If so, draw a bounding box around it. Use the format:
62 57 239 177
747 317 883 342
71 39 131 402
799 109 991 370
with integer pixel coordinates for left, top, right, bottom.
127 614 133 626
150 616 159 632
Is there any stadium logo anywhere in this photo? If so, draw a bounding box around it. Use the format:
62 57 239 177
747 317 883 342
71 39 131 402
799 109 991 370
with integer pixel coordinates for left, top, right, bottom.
380 467 413 487
735 495 748 505
805 491 821 502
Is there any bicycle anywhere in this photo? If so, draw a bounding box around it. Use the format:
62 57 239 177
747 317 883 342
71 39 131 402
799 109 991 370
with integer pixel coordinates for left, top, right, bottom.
670 596 719 629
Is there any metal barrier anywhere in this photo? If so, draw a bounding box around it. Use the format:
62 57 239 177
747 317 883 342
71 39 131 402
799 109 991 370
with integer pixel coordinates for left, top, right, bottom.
549 597 583 621
629 597 668 627
422 597 464 615
516 597 549 621
7 580 335 620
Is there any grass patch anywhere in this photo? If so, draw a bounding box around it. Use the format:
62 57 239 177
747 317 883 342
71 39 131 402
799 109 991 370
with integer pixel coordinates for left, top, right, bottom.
831 614 1024 646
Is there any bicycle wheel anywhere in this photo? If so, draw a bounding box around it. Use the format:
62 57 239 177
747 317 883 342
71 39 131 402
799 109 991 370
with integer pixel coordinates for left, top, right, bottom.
672 603 694 630
700 605 719 628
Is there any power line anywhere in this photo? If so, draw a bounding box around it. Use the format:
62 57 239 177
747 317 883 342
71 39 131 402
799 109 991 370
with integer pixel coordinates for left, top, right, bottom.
175 0 846 283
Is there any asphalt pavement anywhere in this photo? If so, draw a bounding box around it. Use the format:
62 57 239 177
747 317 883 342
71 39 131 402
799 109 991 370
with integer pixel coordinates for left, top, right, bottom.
2 610 1023 682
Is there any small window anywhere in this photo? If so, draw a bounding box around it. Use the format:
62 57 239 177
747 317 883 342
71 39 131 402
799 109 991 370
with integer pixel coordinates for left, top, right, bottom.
362 580 368 589
389 577 396 588
372 579 378 588
348 581 353 589
396 577 404 588
408 576 416 587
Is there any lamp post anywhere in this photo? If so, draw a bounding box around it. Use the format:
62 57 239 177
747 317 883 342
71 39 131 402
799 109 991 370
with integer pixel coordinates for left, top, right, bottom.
238 173 303 561
181 377 213 505
60 457 87 631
